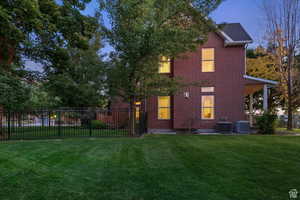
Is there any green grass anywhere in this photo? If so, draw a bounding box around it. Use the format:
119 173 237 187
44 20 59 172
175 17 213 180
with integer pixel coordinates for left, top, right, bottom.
0 135 299 200
276 128 300 134
1 126 129 139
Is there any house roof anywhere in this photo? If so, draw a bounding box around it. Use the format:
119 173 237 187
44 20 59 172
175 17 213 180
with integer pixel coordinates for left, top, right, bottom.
217 23 253 46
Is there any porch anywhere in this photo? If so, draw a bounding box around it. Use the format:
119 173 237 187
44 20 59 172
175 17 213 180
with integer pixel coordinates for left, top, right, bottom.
244 75 278 127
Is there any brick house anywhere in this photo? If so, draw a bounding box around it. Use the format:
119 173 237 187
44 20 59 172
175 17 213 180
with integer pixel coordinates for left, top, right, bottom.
113 23 277 132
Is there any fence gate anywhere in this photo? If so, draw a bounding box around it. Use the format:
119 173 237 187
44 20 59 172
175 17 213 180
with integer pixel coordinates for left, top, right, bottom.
0 109 147 141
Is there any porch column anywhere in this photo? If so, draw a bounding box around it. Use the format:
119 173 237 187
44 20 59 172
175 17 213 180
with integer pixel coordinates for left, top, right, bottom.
263 84 268 111
249 93 254 127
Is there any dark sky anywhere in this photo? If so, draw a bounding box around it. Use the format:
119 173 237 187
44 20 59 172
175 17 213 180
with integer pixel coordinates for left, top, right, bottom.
210 0 264 47
26 0 265 70
83 0 265 50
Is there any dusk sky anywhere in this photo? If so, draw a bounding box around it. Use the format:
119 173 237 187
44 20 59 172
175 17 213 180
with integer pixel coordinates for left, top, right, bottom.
26 0 265 70
83 0 265 48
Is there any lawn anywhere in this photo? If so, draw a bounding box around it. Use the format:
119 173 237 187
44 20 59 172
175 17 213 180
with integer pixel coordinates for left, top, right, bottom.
277 128 300 134
0 135 299 200
1 126 129 139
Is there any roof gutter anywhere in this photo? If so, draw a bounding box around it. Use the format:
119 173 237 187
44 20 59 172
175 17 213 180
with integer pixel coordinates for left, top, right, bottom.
217 30 253 47
224 40 253 46
244 75 278 85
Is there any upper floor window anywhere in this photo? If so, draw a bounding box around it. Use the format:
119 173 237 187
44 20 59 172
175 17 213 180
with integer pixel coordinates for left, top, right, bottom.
201 95 215 120
202 48 215 72
159 56 171 73
158 96 171 120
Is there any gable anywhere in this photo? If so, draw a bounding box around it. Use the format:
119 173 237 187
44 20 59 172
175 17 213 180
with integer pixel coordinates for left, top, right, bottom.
217 23 253 46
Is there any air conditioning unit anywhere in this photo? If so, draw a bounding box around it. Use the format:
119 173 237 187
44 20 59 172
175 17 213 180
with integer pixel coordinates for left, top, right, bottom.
216 121 233 133
234 121 250 134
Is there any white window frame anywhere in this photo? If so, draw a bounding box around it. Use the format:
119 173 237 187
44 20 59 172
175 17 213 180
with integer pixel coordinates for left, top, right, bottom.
201 95 215 120
201 87 215 93
158 96 171 120
201 48 215 72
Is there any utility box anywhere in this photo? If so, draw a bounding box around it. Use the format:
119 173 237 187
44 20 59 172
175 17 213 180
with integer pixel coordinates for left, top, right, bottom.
216 121 233 133
234 121 250 134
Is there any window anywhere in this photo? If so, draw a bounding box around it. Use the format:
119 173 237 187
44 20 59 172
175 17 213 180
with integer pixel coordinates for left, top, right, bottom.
159 56 171 73
201 87 215 93
202 48 215 72
135 101 141 120
201 96 214 119
158 96 171 119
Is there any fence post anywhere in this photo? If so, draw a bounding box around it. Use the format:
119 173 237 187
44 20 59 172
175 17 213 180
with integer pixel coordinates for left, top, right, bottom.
139 112 147 136
58 111 61 137
7 111 11 140
89 118 92 137
41 111 44 127
48 111 51 127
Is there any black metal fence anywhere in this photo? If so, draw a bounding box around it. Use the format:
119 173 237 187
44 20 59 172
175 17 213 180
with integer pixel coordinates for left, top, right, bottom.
0 109 147 141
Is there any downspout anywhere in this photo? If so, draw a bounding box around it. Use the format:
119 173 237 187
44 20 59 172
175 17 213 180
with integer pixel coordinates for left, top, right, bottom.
244 44 248 75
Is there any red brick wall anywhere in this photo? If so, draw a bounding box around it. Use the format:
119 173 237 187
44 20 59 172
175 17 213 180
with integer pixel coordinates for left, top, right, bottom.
146 96 173 129
147 32 246 130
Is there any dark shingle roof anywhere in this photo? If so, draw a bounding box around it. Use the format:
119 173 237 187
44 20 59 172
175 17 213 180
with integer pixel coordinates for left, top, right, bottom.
221 23 252 42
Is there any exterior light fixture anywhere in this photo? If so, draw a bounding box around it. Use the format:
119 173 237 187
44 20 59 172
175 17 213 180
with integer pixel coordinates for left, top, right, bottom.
184 92 190 99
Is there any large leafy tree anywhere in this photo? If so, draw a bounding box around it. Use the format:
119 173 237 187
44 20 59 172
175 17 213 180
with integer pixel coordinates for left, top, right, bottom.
246 47 281 112
262 0 300 130
0 71 31 110
0 0 100 110
100 0 223 133
45 33 107 107
0 0 98 70
246 46 300 116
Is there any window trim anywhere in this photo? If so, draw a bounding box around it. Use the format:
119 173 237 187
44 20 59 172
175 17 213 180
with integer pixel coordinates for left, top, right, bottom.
201 87 215 93
158 96 171 120
135 101 141 120
158 56 171 74
201 48 215 72
201 95 215 120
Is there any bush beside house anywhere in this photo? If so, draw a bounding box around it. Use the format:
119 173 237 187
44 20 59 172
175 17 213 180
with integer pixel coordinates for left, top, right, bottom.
256 113 277 134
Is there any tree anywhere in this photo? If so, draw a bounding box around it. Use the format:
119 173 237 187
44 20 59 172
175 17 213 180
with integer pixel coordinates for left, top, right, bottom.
0 0 103 111
247 47 279 81
246 47 281 111
25 83 61 109
0 0 98 71
262 0 300 130
45 33 107 108
100 0 223 134
0 71 30 111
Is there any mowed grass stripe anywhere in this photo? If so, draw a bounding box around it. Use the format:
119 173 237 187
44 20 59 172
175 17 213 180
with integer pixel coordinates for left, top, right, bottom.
0 135 299 200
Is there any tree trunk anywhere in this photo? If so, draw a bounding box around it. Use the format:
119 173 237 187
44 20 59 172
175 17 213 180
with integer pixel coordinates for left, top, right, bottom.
0 106 3 136
129 97 136 135
17 113 22 127
287 64 293 130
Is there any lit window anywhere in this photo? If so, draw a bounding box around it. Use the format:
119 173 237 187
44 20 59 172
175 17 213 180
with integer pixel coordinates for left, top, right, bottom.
202 48 215 72
159 56 171 73
158 96 171 119
201 96 214 119
201 87 215 93
135 102 141 120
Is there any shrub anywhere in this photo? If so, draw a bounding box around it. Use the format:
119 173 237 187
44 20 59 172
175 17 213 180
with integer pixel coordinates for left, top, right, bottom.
256 113 277 134
90 120 107 129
